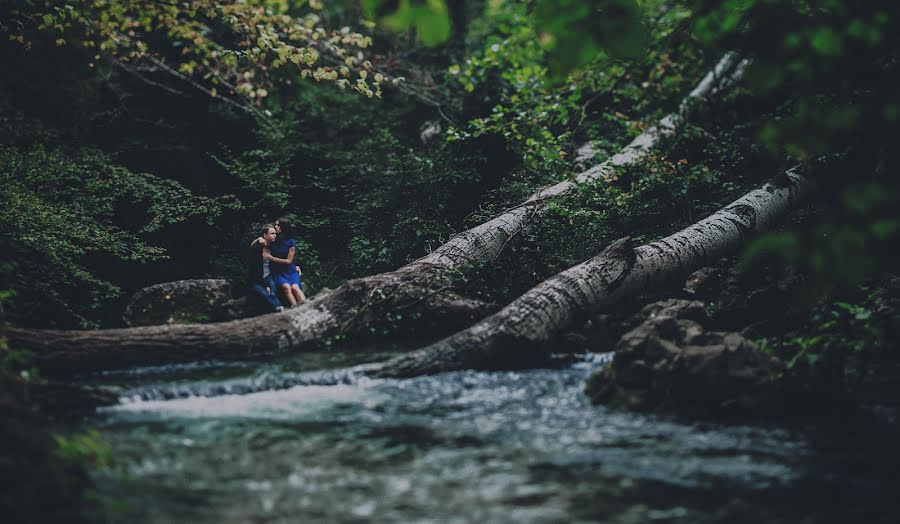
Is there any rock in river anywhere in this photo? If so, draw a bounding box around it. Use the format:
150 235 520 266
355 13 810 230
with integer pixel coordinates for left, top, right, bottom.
586 299 786 416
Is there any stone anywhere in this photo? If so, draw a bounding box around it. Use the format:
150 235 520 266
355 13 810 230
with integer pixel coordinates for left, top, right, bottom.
586 299 785 416
632 298 708 325
123 279 232 327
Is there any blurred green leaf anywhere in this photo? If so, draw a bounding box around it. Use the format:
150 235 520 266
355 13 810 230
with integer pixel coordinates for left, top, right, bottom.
745 62 784 92
810 26 844 56
534 0 647 78
363 0 451 46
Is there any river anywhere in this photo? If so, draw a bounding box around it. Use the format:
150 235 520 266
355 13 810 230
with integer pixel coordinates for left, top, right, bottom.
84 351 900 523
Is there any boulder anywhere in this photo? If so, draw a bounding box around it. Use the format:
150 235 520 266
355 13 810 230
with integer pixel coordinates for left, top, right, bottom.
123 279 232 327
587 299 786 416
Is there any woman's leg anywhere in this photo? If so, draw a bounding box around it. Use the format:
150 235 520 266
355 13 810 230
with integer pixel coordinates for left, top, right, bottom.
290 284 306 305
280 284 296 306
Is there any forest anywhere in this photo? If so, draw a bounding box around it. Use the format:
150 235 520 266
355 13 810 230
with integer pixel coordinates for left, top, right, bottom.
2 0 899 522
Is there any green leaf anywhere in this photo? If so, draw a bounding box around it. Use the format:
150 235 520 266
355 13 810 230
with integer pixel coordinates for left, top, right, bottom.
745 61 784 93
365 0 452 47
534 0 647 79
413 2 451 46
810 26 844 56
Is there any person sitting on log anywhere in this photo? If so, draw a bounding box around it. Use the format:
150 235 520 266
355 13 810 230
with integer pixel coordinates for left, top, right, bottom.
265 217 307 307
248 224 284 313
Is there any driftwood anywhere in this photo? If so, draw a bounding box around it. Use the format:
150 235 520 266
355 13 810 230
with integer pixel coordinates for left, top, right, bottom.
370 172 809 378
7 54 747 374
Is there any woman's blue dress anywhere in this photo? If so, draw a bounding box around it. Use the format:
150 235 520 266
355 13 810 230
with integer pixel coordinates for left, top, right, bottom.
269 238 301 287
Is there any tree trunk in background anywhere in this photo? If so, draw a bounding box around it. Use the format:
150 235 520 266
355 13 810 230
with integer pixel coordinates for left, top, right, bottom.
7 54 747 374
370 172 809 378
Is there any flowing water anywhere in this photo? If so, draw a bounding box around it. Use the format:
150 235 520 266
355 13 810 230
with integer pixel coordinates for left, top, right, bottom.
84 351 900 523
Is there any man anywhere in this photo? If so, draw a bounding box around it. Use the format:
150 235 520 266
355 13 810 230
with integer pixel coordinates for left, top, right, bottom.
248 224 283 313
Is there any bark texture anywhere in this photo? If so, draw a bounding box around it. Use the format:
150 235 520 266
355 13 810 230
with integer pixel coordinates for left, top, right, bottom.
370 172 809 378
7 54 746 373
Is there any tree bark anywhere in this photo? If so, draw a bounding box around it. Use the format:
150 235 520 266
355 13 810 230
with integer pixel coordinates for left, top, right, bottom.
369 171 809 378
7 54 747 374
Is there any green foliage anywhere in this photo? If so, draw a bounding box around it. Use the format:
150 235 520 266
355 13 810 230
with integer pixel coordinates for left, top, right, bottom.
460 154 730 301
1 0 504 325
742 174 900 295
459 92 779 303
683 0 900 292
0 343 38 389
534 0 647 76
211 146 293 219
53 430 113 470
690 0 898 157
1 0 391 104
1 299 104 522
444 0 710 193
0 145 232 327
445 0 577 175
0 291 38 389
553 147 735 245
210 80 495 287
370 0 651 76
757 284 897 379
363 0 452 46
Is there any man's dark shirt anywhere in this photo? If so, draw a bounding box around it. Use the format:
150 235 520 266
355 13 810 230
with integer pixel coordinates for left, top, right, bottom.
246 242 267 287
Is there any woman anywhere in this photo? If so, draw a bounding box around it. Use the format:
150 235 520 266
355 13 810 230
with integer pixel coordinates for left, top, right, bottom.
265 217 306 307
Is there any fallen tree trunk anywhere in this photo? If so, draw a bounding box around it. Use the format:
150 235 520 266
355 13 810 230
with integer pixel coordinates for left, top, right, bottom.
7 54 746 373
9 278 493 374
369 171 809 378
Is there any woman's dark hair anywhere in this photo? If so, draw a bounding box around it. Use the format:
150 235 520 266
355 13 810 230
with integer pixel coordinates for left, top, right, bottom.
275 217 292 238
260 224 275 236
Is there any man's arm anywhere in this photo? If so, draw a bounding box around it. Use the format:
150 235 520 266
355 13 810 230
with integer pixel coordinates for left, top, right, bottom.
265 246 295 264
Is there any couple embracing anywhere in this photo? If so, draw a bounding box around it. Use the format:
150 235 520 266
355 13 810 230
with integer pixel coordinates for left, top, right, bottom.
249 217 306 312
